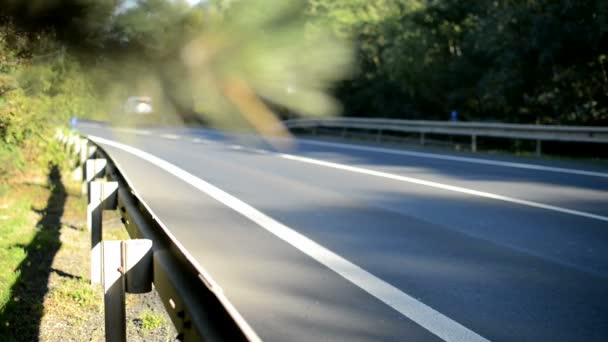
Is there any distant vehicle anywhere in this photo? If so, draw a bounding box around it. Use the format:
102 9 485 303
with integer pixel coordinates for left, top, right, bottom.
124 96 153 115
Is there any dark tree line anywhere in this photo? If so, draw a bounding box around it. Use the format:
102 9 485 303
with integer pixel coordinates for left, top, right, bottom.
311 0 608 125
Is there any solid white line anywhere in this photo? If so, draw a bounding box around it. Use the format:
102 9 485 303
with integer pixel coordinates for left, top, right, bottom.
160 134 180 140
279 154 608 222
299 139 608 178
89 136 260 342
88 135 489 342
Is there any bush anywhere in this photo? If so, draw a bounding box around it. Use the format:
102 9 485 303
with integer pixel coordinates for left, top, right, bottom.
0 23 101 180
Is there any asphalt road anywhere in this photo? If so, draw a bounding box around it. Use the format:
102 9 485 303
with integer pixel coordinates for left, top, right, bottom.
79 123 608 342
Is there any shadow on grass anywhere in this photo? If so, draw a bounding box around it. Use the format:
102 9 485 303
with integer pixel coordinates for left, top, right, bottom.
0 165 67 341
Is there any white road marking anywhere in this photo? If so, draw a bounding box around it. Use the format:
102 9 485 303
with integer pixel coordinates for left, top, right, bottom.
279 154 608 222
299 139 608 179
110 127 152 136
229 144 243 150
88 135 489 342
192 138 206 144
252 148 269 154
160 134 180 140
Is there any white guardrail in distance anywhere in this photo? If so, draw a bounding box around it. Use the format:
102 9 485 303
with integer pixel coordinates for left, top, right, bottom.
56 128 261 342
283 118 608 154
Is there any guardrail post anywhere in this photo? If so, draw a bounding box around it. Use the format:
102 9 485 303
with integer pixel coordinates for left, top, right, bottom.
89 181 118 285
63 134 83 180
62 132 70 153
536 140 542 156
67 135 79 158
79 138 90 165
71 138 86 181
83 159 108 197
101 239 153 342
123 239 153 294
376 129 383 142
420 132 426 146
471 135 477 152
80 140 97 177
102 240 126 342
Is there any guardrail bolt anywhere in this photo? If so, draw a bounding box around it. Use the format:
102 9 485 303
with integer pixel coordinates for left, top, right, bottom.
177 310 185 319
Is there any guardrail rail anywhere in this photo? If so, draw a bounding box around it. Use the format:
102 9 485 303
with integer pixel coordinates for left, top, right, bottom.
56 128 260 342
284 118 608 155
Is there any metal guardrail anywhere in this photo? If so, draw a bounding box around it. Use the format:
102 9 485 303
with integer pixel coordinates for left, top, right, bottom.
57 129 260 342
283 118 608 154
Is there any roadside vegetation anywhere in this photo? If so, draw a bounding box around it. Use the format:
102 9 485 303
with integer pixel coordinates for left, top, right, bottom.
0 160 174 340
309 0 608 126
0 12 172 340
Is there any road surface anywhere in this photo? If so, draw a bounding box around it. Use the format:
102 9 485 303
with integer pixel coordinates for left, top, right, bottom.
78 123 608 342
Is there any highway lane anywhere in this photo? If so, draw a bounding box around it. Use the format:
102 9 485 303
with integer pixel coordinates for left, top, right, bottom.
79 124 608 341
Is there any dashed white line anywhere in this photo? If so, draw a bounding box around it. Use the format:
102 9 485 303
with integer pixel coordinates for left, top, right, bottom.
299 139 608 179
109 127 152 136
160 134 180 140
88 135 489 342
279 153 608 222
251 148 269 154
192 138 206 144
157 132 606 221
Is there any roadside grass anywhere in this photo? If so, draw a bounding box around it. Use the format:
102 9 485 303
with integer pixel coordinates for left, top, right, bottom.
139 309 166 331
0 157 174 341
0 165 69 340
0 184 42 316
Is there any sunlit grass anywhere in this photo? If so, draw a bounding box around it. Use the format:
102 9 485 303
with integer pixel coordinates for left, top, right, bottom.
139 309 166 331
0 188 41 312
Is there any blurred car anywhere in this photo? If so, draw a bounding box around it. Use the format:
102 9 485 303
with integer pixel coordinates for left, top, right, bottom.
124 96 153 115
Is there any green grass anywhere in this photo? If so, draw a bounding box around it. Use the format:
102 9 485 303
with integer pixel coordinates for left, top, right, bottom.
139 309 166 331
53 278 98 309
0 193 38 311
0 163 174 340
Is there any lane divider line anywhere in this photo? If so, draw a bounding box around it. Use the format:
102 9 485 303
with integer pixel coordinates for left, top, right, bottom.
88 135 489 342
149 130 606 222
108 127 152 136
160 134 180 140
252 148 269 154
279 154 608 223
192 138 206 144
299 139 608 179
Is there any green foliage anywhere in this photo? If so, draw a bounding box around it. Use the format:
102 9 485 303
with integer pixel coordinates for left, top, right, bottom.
139 309 165 331
0 23 101 178
312 0 608 125
55 278 97 309
2 0 605 152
